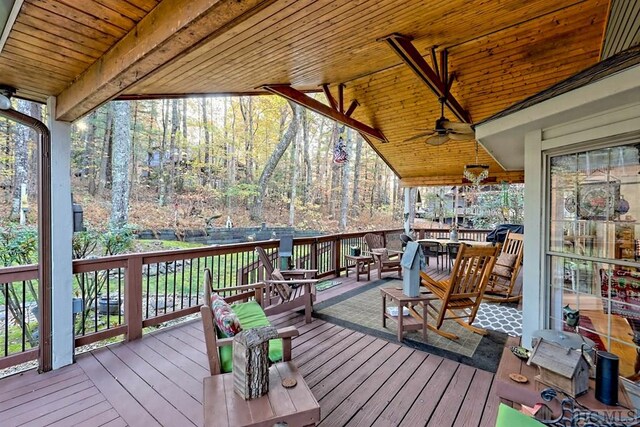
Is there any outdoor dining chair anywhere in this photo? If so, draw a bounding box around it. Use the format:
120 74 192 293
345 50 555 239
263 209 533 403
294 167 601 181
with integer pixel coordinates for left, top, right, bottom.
420 241 446 271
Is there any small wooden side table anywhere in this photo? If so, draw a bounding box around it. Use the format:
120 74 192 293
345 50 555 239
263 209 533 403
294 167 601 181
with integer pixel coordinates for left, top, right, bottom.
203 361 320 427
380 287 430 342
344 254 371 281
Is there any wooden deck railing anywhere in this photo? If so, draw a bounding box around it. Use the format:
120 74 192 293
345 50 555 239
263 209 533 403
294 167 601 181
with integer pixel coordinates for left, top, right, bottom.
0 227 491 370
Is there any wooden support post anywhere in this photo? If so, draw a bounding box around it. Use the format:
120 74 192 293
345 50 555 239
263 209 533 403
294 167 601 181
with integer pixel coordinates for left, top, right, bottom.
126 255 143 341
310 239 318 271
334 238 341 277
338 83 345 113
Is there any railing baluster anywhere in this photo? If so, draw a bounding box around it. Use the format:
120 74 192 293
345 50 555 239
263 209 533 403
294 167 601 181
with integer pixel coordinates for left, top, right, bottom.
3 283 8 357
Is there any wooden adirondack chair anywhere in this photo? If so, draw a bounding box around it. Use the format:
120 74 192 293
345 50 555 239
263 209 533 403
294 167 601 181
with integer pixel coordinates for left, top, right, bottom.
364 233 403 280
255 246 318 323
484 231 524 303
200 268 298 375
409 244 499 340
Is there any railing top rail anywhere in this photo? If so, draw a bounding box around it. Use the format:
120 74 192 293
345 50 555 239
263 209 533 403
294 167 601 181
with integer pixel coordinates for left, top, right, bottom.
0 264 38 282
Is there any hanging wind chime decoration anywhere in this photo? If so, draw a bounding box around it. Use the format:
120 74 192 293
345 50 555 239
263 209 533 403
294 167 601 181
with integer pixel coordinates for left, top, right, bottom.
463 140 489 186
333 125 348 164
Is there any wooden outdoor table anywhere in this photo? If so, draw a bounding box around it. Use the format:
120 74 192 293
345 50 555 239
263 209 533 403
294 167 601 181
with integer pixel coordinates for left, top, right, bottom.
380 287 430 342
344 254 371 281
203 361 320 427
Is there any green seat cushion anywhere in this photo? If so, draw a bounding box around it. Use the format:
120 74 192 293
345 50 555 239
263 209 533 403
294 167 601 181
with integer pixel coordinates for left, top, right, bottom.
495 404 544 427
218 301 283 373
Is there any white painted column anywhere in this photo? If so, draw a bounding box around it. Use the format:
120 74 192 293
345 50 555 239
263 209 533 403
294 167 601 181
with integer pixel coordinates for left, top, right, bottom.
47 97 74 369
522 129 545 349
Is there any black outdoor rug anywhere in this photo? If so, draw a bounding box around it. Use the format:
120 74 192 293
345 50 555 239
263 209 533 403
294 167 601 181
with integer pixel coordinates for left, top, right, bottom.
312 277 508 373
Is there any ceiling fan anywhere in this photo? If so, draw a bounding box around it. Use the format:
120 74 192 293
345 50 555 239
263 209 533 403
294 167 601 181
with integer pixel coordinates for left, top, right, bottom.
404 97 475 146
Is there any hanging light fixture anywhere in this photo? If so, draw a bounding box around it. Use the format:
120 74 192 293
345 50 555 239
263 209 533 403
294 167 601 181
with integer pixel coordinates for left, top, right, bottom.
463 141 489 186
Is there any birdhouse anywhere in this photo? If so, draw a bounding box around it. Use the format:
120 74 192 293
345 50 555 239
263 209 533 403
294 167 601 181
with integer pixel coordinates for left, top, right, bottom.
528 338 590 397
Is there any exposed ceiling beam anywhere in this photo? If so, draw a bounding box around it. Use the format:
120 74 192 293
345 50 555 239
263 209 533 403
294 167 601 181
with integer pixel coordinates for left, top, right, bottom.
381 33 471 124
399 170 524 187
55 0 277 121
321 84 338 111
345 100 359 117
262 84 388 142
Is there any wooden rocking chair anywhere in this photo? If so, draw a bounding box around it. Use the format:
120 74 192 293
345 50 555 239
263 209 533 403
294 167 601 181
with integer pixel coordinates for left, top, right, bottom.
364 233 403 280
409 244 499 340
255 246 318 323
483 231 524 303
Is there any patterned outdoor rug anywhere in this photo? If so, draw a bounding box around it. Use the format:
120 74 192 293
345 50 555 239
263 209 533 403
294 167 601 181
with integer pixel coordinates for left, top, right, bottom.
313 278 508 372
472 302 522 337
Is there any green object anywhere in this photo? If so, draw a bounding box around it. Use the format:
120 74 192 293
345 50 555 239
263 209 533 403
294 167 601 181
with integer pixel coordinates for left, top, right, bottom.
495 404 544 427
218 301 283 373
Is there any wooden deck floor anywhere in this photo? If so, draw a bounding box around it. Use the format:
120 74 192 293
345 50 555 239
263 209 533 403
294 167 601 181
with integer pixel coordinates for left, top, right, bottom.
0 267 504 427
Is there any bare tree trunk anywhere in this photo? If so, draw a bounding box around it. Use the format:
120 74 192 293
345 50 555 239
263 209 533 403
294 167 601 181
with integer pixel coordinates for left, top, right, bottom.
227 100 237 209
315 117 325 182
239 97 255 183
251 101 301 222
200 98 210 186
339 128 351 230
110 101 131 229
289 131 299 226
168 98 179 202
329 123 339 217
129 101 139 199
350 132 363 216
302 109 312 205
369 158 378 217
158 99 169 206
85 112 98 196
98 104 114 195
10 100 30 219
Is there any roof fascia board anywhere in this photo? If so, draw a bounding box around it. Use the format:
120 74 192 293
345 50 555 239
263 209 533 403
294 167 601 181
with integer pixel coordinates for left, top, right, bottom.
475 64 640 170
0 0 23 54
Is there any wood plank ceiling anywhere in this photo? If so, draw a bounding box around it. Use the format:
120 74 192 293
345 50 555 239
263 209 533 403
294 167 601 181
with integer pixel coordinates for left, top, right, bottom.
0 0 612 186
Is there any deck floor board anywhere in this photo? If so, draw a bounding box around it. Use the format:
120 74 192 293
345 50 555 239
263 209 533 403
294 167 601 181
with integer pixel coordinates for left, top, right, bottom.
0 267 500 426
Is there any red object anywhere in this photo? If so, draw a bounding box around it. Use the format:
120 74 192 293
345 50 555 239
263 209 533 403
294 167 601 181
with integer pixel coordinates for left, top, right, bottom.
563 315 606 351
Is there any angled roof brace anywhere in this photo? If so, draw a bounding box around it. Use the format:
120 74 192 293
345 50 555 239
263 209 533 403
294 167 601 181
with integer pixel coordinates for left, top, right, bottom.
381 33 471 124
261 84 388 142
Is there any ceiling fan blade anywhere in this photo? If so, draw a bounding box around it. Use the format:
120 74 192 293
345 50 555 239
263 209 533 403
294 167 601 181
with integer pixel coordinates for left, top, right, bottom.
447 131 475 141
441 120 473 133
404 130 436 142
426 134 449 146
